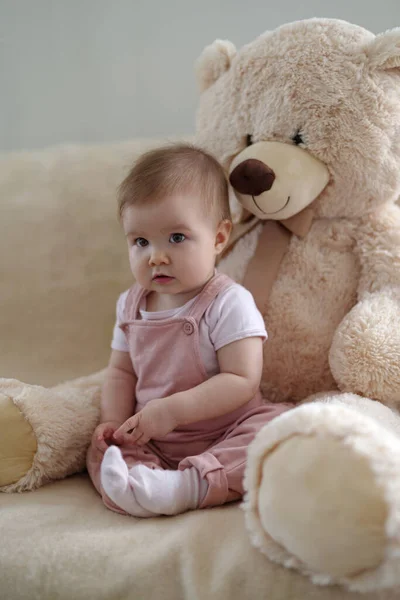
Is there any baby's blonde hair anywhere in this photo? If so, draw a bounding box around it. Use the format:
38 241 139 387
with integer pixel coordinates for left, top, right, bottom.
118 143 231 223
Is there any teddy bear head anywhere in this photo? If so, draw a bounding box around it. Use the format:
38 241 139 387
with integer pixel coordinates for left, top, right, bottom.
195 19 400 222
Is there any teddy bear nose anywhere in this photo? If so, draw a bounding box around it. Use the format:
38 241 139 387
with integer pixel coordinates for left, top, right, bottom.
229 159 276 196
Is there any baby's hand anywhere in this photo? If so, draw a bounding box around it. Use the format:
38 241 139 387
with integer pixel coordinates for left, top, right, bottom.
92 421 121 452
113 400 178 446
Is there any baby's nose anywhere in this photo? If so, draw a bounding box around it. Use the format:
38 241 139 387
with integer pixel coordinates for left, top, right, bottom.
149 249 169 265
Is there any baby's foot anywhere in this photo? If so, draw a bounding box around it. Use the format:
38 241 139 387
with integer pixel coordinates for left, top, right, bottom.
101 446 155 517
129 464 208 516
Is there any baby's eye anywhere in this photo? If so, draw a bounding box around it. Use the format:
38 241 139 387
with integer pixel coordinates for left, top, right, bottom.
134 237 149 248
169 233 186 244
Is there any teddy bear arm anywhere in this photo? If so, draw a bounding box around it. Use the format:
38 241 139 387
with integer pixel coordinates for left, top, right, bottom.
330 205 400 405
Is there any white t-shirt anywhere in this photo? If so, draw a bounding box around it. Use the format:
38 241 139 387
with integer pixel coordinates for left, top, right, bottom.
111 282 267 378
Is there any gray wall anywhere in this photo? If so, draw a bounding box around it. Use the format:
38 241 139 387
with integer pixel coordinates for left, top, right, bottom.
1 0 399 152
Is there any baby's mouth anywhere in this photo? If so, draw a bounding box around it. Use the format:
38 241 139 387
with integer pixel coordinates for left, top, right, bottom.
152 274 175 284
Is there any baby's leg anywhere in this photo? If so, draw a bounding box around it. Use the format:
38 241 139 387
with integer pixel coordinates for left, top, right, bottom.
87 441 162 516
179 402 293 509
101 446 157 517
87 442 127 515
125 461 208 516
101 444 207 517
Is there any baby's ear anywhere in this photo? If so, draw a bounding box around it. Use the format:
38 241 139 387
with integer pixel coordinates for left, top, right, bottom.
195 40 237 92
365 28 400 72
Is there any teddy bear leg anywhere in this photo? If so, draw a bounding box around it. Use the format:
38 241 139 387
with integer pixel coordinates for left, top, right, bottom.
0 388 38 488
0 375 103 492
243 393 400 591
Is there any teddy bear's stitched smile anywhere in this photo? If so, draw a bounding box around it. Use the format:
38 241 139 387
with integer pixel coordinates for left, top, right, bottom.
252 195 290 216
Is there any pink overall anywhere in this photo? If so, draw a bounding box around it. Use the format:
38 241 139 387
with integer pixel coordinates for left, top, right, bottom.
87 273 292 511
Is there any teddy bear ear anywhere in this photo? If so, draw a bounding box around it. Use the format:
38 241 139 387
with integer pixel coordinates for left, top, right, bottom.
195 40 237 92
366 28 400 71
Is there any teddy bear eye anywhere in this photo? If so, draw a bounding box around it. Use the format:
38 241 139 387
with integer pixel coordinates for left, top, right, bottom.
246 134 253 147
292 130 305 145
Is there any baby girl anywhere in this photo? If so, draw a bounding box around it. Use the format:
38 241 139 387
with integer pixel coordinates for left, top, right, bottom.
86 143 291 517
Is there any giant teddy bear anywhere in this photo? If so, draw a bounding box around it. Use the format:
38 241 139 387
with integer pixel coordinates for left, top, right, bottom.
1 18 400 593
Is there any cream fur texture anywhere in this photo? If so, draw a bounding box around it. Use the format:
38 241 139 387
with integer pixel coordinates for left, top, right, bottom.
243 396 400 592
195 18 400 591
0 376 101 492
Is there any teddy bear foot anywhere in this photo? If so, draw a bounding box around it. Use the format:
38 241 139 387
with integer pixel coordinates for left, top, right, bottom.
0 377 101 492
243 397 400 592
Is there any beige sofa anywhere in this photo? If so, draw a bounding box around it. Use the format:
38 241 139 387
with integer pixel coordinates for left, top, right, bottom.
0 140 394 600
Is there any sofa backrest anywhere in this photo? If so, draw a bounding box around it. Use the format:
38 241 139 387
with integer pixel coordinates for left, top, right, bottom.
0 140 162 385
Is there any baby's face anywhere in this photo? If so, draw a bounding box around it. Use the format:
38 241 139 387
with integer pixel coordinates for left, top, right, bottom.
122 192 225 301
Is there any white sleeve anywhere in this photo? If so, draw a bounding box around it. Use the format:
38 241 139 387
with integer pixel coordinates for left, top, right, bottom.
111 290 130 352
204 284 268 351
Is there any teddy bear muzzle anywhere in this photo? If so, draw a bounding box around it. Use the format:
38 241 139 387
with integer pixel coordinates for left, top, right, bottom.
229 141 330 221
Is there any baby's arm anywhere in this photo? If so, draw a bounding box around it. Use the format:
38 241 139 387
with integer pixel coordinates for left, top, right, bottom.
169 336 263 425
101 349 136 423
93 350 136 449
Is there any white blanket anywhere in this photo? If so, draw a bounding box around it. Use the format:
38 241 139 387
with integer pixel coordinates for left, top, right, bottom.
1 474 393 600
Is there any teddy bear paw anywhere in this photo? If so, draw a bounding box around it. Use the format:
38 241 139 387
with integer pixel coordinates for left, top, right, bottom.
243 401 400 591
